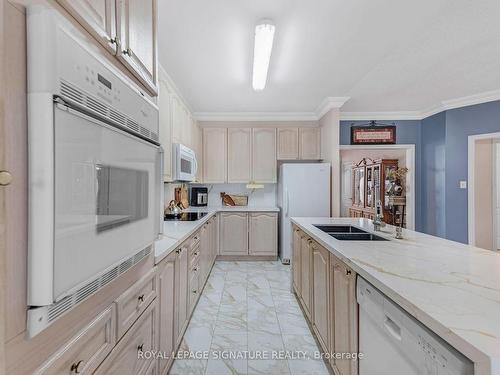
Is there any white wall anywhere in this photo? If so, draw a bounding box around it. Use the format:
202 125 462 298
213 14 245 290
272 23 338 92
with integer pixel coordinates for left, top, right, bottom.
320 108 341 216
164 182 277 208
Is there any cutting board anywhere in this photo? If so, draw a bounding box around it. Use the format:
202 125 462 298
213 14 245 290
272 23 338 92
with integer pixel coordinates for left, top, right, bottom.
175 185 189 208
220 193 248 206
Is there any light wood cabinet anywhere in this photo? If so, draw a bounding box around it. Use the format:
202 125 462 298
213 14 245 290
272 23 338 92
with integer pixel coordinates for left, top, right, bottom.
299 128 321 160
277 128 299 160
300 236 313 320
33 306 115 375
219 212 248 255
312 243 330 352
115 267 157 340
56 0 117 53
94 300 157 375
292 228 358 375
227 128 252 183
292 227 302 295
116 0 158 95
174 246 188 345
158 71 173 182
158 253 176 375
331 257 358 375
252 128 277 183
203 128 227 183
248 212 278 255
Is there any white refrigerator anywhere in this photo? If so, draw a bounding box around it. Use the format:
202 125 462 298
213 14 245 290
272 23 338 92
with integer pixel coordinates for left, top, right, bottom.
277 163 331 264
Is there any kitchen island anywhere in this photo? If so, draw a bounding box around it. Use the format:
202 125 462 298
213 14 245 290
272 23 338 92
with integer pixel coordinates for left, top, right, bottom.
292 217 500 375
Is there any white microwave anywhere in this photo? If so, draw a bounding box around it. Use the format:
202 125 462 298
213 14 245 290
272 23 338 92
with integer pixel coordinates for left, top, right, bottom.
173 143 198 181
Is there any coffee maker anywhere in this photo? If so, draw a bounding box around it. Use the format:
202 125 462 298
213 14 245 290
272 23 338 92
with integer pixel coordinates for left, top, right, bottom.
190 187 208 207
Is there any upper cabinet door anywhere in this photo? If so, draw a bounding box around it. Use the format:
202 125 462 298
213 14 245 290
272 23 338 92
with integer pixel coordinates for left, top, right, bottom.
227 128 252 183
203 128 227 183
57 0 117 53
252 128 277 183
300 128 321 160
116 0 158 95
277 128 299 160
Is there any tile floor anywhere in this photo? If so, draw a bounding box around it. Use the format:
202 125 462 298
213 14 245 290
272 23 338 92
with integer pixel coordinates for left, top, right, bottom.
168 261 330 375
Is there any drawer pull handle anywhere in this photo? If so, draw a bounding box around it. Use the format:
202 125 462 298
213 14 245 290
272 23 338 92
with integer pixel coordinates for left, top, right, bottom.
70 360 83 374
137 343 144 352
176 248 181 254
138 294 145 303
194 267 198 272
346 269 352 276
192 290 197 294
194 252 199 256
123 48 131 56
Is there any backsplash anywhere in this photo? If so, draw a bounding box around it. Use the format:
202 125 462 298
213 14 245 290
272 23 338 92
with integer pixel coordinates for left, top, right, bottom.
163 183 277 207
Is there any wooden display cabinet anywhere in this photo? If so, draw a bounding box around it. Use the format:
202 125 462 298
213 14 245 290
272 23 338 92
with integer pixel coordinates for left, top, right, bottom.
349 158 399 224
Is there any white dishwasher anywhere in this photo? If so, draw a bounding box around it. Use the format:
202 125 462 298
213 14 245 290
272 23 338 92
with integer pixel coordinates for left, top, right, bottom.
357 277 473 375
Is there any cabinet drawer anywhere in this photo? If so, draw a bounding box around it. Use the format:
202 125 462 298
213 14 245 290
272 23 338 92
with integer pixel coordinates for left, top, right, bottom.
115 267 157 339
94 300 158 375
34 306 115 375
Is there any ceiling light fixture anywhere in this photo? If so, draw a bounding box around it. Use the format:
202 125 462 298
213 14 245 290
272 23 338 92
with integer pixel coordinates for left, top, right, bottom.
252 20 275 91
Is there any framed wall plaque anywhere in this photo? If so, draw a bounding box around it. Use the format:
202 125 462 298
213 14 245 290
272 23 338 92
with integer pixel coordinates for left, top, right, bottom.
350 122 396 145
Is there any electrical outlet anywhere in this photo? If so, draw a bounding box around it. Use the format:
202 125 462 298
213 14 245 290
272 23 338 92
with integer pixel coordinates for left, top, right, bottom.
459 181 467 189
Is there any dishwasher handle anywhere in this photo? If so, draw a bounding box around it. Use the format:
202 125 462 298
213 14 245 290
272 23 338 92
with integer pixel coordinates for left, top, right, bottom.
384 316 402 341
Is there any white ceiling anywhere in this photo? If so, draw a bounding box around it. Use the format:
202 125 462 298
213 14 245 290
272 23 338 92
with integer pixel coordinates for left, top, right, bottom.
158 0 500 117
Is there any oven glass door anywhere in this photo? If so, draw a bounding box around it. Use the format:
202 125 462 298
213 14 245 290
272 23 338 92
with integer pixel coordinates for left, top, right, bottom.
53 105 159 300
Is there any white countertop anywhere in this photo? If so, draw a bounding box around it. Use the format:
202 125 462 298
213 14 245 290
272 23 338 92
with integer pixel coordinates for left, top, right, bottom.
292 217 500 374
154 206 280 263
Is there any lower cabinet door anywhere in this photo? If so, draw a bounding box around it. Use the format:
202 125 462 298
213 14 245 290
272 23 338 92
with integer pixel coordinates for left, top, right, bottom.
219 212 248 255
300 237 313 320
248 212 278 256
34 306 116 375
312 244 330 352
292 227 302 296
174 246 189 344
94 300 158 375
332 257 358 375
158 254 176 375
188 267 200 313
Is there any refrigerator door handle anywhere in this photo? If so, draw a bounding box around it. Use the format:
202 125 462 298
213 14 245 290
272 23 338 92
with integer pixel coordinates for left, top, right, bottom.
285 189 289 217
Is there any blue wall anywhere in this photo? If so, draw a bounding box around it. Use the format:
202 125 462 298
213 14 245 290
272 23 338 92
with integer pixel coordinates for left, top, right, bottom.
340 120 424 231
341 102 500 243
443 101 500 243
421 112 446 238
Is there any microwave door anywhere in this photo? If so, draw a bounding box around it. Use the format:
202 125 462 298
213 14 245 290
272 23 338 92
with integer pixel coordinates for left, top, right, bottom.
51 104 159 301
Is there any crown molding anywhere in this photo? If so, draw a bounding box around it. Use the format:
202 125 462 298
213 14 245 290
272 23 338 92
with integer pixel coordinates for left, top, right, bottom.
194 112 318 122
339 111 423 121
192 90 500 122
315 96 351 119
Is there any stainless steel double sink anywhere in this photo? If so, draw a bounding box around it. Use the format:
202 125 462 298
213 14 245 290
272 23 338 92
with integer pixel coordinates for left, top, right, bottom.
314 225 389 241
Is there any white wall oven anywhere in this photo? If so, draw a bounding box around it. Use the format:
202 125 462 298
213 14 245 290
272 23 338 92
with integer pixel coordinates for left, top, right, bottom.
173 143 198 181
27 5 162 336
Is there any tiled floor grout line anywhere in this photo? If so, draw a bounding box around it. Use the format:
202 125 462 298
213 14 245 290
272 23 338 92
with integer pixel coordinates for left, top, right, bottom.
203 269 226 375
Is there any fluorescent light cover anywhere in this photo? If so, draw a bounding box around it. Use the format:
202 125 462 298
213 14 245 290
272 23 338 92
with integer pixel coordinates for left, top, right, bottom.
252 21 275 91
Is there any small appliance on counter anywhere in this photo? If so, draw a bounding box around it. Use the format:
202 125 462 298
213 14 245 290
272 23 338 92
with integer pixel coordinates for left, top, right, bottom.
190 186 208 207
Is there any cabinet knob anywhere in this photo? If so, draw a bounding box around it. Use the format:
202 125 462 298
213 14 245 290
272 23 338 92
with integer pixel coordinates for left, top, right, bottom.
70 360 83 374
0 171 13 186
109 37 117 45
137 343 144 352
192 290 197 294
194 252 199 256
123 48 131 56
176 248 181 254
346 269 352 276
138 294 145 303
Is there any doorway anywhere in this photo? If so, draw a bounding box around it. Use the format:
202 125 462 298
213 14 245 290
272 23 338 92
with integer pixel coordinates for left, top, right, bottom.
339 144 416 230
468 133 500 250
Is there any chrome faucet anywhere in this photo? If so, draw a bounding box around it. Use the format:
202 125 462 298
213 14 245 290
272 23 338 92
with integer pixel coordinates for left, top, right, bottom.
373 201 385 231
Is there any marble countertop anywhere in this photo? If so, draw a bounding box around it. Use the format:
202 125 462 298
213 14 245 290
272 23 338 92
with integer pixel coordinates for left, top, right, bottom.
154 206 280 263
292 217 500 374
